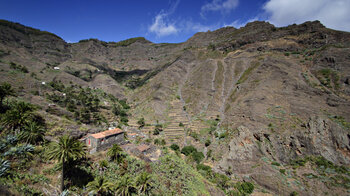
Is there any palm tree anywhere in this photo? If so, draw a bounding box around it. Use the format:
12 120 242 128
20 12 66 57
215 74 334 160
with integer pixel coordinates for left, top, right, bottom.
18 121 46 144
1 101 35 133
86 176 113 196
46 135 86 192
135 172 152 195
114 175 136 196
107 144 124 164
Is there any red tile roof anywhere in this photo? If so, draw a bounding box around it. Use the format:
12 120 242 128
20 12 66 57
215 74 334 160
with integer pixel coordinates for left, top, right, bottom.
90 128 124 139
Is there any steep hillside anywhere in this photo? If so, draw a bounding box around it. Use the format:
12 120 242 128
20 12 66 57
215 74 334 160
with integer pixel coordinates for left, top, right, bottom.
1 19 350 195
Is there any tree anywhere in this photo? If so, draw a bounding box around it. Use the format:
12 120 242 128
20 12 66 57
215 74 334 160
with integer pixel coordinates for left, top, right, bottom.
137 117 145 128
135 172 152 195
87 176 113 196
114 175 136 196
107 144 124 164
18 121 46 144
0 82 15 111
46 135 86 192
1 101 35 133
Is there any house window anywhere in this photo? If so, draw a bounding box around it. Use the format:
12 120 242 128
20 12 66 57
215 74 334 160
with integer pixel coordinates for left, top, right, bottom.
101 138 105 144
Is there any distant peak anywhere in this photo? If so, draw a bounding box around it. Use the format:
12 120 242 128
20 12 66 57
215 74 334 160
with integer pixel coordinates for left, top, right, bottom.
243 21 275 29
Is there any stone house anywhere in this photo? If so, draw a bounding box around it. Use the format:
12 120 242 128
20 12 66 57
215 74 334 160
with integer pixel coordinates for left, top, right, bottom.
86 128 124 153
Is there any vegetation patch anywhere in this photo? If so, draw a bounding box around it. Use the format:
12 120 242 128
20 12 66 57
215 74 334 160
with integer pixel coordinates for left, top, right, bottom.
315 68 340 89
8 62 28 73
236 61 260 84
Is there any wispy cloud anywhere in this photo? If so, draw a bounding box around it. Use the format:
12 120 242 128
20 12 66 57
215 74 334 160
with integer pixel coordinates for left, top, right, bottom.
148 0 180 37
263 0 350 32
224 17 259 28
201 0 239 17
149 13 178 37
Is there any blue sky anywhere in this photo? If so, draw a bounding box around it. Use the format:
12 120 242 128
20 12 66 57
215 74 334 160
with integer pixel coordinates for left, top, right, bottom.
1 0 349 43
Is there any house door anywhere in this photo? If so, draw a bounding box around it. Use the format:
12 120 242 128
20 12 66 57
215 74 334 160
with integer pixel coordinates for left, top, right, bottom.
88 139 90 146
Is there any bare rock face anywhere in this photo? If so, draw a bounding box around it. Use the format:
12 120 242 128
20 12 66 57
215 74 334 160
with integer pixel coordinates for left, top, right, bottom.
218 117 350 172
299 116 350 164
215 126 261 174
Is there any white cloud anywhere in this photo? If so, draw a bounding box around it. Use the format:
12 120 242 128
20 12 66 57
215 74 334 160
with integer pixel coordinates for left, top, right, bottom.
225 17 259 28
201 0 239 17
263 0 350 32
149 13 178 37
148 0 180 37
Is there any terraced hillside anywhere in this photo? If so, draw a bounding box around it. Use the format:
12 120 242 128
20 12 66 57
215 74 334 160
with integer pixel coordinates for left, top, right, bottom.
1 19 350 195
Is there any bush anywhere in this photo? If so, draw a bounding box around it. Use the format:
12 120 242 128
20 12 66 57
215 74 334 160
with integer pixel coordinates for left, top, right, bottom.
153 124 163 135
153 129 160 135
205 139 211 147
280 169 286 175
290 158 307 167
160 139 166 146
137 117 145 128
236 182 254 194
154 139 160 145
196 164 211 172
190 132 199 141
271 161 281 166
192 151 204 164
181 145 197 156
170 144 180 151
290 191 299 196
120 116 128 125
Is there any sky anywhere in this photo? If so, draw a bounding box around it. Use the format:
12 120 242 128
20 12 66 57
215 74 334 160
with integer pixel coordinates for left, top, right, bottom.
0 0 349 43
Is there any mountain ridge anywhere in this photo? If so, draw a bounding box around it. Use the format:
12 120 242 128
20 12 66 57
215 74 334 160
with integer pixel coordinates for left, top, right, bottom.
1 18 350 195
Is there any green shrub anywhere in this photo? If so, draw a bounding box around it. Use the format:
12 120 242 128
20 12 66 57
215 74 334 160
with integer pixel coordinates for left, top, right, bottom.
160 139 166 146
271 161 281 166
153 124 163 135
190 132 199 141
196 164 211 172
290 191 299 196
290 158 307 167
170 144 180 151
279 169 286 175
192 151 204 164
205 139 211 147
236 182 254 194
154 139 160 145
181 145 197 156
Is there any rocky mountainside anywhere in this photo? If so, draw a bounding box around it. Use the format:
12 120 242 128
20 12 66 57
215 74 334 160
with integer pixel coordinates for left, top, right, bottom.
1 19 350 195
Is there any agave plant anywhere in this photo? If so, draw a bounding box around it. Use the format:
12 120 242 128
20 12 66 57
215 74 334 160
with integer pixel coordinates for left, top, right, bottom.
4 144 34 158
5 134 17 145
0 158 10 177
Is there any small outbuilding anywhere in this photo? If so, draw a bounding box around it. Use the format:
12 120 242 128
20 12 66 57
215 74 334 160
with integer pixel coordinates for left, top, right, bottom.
86 128 124 153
